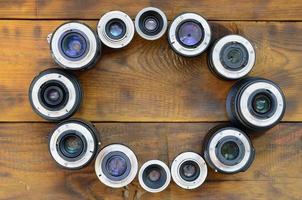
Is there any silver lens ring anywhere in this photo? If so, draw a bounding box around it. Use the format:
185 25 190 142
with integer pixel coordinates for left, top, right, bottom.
95 144 138 188
171 152 207 190
50 22 100 70
49 119 98 169
97 11 134 49
210 35 255 80
207 128 253 173
135 7 168 40
168 13 211 57
239 81 285 127
29 69 81 121
138 160 171 193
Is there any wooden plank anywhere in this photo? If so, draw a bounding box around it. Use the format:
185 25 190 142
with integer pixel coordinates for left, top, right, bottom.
0 123 301 199
0 0 36 18
0 20 302 122
35 0 302 21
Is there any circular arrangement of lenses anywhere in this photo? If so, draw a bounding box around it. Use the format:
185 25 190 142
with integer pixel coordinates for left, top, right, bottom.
168 13 211 57
50 22 101 70
226 77 286 130
135 7 168 40
171 152 207 190
138 160 171 193
95 144 138 188
203 126 255 174
48 119 98 169
29 68 82 121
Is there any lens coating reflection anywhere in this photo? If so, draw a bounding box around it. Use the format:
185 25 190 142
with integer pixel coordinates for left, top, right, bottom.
221 141 240 161
106 155 127 177
62 32 87 58
106 19 126 40
178 21 203 47
60 134 84 158
252 93 272 114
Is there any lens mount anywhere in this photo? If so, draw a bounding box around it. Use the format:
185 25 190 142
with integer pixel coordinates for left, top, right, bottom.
95 144 138 188
29 68 82 121
168 13 211 57
209 35 255 80
203 126 255 174
226 77 286 130
135 7 168 40
97 11 135 49
48 119 98 169
50 21 101 70
138 160 171 193
171 152 207 190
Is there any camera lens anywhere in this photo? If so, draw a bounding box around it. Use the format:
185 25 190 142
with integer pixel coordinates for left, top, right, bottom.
29 68 82 121
208 35 255 80
49 22 101 70
49 119 98 169
98 11 134 49
171 152 207 190
226 77 286 130
203 126 255 174
138 160 171 193
168 13 211 57
135 7 168 40
95 144 138 188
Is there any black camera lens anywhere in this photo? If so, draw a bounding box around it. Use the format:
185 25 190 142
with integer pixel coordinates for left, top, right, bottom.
135 7 168 40
49 22 101 70
95 144 138 188
171 152 207 190
226 77 286 130
177 20 204 48
208 35 255 80
98 11 134 49
49 119 98 169
203 126 255 174
168 13 211 57
139 160 170 193
29 68 82 121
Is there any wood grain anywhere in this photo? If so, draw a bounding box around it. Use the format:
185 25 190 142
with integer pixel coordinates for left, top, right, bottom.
0 122 301 199
2 0 302 20
0 20 301 122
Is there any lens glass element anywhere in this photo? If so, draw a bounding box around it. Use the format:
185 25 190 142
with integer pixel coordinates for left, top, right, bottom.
177 21 203 47
220 42 248 70
106 19 126 40
252 93 272 114
147 167 161 182
106 155 127 177
62 32 87 58
40 81 68 110
179 161 200 181
144 17 158 32
59 134 84 158
221 141 240 161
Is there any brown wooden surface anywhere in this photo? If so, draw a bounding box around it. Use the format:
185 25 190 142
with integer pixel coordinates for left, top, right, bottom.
1 20 302 122
0 123 301 199
0 0 302 199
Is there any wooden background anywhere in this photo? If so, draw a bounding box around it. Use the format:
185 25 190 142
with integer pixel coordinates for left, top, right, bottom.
0 1 301 199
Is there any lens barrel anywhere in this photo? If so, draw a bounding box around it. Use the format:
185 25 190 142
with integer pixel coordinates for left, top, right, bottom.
226 77 286 130
203 126 255 174
48 119 98 169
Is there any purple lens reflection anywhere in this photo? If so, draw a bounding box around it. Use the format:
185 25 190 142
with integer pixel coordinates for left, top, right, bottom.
106 156 127 177
178 21 203 47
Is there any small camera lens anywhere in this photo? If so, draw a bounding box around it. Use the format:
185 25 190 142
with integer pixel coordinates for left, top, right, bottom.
203 126 255 174
49 119 98 169
29 68 82 121
171 152 207 190
168 13 211 57
98 11 134 49
139 160 171 193
135 7 168 40
226 77 286 130
95 144 138 188
177 21 203 48
208 35 255 80
49 22 101 70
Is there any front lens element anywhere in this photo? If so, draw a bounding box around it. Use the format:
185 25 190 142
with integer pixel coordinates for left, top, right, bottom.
62 32 87 58
106 156 127 177
221 141 240 161
177 21 203 47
